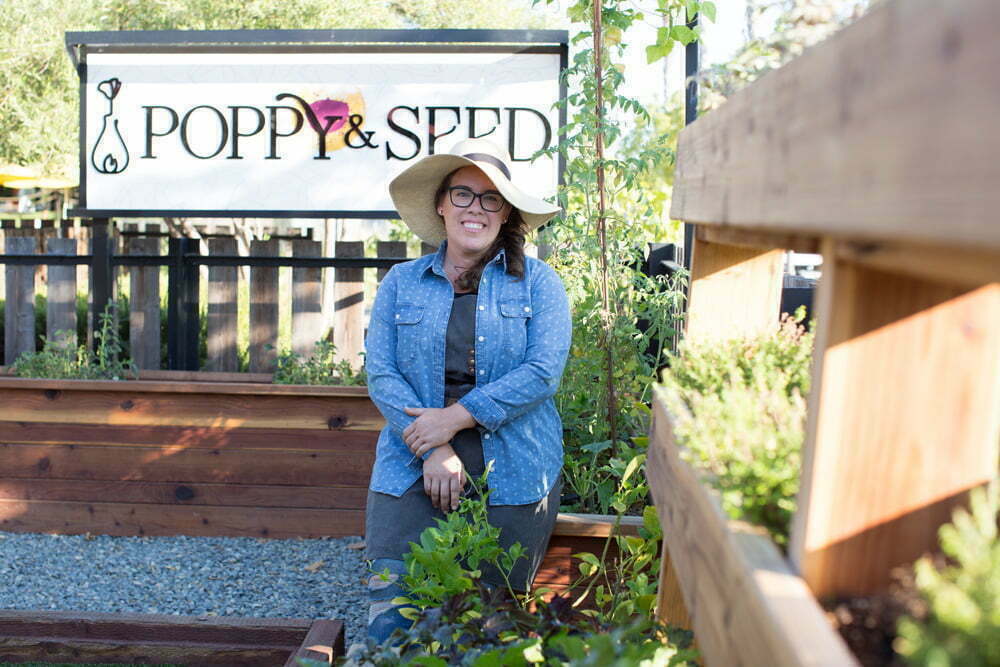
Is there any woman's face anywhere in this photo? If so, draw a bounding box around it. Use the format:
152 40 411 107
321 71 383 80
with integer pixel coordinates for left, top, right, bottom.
437 166 512 260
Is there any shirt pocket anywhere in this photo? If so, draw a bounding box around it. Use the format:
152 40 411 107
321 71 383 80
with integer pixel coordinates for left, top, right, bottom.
499 300 532 360
394 304 426 368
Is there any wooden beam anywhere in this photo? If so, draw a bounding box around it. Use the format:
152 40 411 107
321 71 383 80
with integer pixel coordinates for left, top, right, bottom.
671 0 1000 252
647 396 856 666
834 238 1000 288
283 620 344 667
686 238 785 344
696 225 819 254
790 238 1000 597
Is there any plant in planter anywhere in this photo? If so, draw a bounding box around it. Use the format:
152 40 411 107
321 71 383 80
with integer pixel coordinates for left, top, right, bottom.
273 340 366 387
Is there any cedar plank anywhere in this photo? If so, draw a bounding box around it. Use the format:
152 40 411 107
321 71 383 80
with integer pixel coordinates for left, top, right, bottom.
0 637 298 665
0 478 367 510
0 498 365 538
283 619 344 666
0 388 383 431
0 421 379 453
0 443 373 486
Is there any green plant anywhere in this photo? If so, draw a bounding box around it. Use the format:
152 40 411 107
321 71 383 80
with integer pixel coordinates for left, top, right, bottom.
657 313 814 546
271 339 366 386
11 303 137 380
895 482 1000 666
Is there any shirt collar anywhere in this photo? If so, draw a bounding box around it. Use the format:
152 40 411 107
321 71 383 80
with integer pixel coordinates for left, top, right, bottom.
425 241 507 277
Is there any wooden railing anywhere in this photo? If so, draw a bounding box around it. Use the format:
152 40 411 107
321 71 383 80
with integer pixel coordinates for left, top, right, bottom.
649 0 1000 664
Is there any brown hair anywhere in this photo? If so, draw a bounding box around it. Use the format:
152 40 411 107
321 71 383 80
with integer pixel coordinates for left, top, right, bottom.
434 169 527 291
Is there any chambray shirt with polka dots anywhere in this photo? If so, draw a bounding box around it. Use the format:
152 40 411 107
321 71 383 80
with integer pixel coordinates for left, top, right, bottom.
365 242 571 506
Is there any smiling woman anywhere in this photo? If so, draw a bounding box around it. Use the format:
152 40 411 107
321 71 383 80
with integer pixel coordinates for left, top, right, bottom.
362 137 570 643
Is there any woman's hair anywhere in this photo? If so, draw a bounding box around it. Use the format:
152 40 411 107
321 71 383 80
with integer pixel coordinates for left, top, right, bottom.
434 169 527 291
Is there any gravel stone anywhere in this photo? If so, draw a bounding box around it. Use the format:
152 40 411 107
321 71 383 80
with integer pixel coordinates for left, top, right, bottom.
0 531 370 649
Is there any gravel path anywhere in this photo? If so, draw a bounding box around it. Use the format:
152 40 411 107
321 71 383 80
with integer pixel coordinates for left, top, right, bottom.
0 531 370 649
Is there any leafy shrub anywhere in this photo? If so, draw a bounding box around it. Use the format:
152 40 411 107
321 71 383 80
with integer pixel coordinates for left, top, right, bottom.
272 340 366 386
11 305 136 380
895 483 1000 666
657 313 813 546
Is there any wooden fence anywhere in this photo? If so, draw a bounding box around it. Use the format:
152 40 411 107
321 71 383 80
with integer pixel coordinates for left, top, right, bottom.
649 0 1000 664
1 225 434 370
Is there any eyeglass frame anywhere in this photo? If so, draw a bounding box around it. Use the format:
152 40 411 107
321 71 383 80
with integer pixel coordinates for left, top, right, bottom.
446 186 507 213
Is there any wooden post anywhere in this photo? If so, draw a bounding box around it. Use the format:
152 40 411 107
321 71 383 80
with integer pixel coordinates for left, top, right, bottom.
332 241 363 368
376 241 406 283
46 238 77 349
249 239 279 373
4 237 36 364
685 236 785 345
790 238 1000 597
206 238 239 372
292 240 323 358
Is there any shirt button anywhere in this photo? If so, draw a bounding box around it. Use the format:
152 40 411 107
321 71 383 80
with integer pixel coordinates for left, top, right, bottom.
478 305 485 311
395 314 399 319
483 433 491 440
479 369 485 375
478 336 484 342
523 306 531 313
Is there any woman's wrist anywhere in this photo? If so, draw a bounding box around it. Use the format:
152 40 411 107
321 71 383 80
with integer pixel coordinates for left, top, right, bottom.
444 402 478 431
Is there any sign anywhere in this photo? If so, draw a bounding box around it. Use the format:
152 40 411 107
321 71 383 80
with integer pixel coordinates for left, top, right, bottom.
69 31 567 218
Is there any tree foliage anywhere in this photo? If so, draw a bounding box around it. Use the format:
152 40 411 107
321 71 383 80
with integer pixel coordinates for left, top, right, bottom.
0 0 554 179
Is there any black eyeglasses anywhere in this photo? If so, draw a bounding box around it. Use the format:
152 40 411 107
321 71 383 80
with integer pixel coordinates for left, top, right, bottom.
448 186 506 212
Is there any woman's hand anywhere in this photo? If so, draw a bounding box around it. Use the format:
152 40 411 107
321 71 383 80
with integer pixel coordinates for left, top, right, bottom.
402 404 477 458
422 444 464 512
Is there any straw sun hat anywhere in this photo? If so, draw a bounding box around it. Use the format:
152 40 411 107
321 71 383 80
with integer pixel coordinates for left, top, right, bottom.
388 138 560 246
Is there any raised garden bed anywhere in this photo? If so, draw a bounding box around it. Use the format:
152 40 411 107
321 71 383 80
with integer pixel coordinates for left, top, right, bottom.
0 372 380 539
0 610 342 665
647 395 857 666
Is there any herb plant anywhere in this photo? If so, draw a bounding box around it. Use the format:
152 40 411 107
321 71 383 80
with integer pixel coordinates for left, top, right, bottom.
272 340 366 386
895 482 1000 666
657 313 814 546
12 304 137 380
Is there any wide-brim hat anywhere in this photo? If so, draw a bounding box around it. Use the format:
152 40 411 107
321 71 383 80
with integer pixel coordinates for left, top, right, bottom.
389 137 561 246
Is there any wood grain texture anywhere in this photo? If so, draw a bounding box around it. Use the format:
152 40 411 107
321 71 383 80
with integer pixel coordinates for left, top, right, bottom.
207 237 239 372
696 224 820 254
0 376 370 396
0 442 374 487
0 497 365 538
46 237 77 349
686 238 785 344
833 238 1000 289
0 385 383 430
790 240 1000 597
5 236 35 365
250 239 279 373
551 512 642 537
0 421 378 452
647 395 856 667
0 610 312 665
377 240 406 282
293 240 324 358
333 240 364 369
0 478 368 510
283 619 344 667
671 0 1000 251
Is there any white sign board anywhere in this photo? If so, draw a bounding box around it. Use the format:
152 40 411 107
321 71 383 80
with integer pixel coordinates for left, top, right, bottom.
78 41 564 217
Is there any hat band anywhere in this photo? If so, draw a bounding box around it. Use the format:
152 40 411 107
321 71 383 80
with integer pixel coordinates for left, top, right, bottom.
462 153 511 179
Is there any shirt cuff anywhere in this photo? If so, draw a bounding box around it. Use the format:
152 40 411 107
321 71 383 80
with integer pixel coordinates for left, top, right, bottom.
458 388 506 432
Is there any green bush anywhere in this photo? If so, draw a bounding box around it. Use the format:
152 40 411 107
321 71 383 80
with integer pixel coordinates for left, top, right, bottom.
895 483 1000 666
657 313 813 546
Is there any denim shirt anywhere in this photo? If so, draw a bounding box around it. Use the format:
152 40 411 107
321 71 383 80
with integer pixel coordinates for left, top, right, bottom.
365 242 571 505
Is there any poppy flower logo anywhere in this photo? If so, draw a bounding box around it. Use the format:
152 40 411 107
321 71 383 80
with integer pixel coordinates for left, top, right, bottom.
287 89 366 155
91 78 130 174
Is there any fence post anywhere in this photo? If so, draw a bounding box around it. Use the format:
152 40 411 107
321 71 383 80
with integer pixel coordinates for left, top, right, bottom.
90 218 113 348
167 237 200 370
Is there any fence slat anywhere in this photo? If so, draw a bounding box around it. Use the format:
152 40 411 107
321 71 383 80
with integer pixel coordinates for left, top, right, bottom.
128 238 161 370
292 240 322 359
206 238 239 372
420 242 437 257
377 241 406 283
333 241 364 368
46 238 77 349
4 237 36 365
249 240 279 373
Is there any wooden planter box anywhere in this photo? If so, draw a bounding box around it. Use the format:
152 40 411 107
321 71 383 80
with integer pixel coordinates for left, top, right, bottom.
0 372 380 538
647 395 857 666
0 610 343 665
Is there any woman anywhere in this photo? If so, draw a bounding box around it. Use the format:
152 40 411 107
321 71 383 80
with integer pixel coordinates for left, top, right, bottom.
363 137 571 643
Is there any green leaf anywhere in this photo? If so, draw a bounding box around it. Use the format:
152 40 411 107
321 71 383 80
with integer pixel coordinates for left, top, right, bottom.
700 1 716 22
670 25 698 45
645 41 674 64
522 639 545 663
